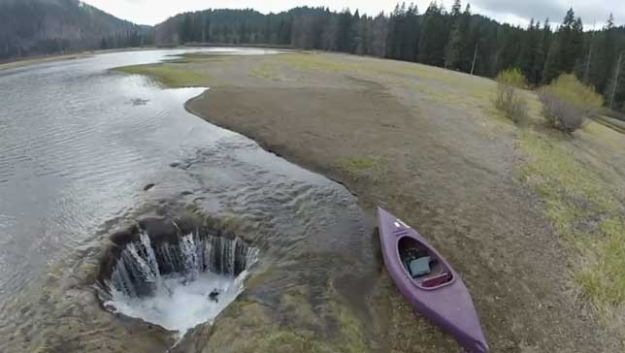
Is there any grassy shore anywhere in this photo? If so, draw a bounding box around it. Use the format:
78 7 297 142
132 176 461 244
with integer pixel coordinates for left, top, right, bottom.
114 51 625 352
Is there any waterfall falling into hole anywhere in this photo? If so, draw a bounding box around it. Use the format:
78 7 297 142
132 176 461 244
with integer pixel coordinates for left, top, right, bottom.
100 231 258 335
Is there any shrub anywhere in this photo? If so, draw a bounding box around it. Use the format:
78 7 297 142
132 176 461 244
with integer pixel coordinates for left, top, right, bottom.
539 74 603 133
539 92 586 132
494 68 529 124
496 68 527 89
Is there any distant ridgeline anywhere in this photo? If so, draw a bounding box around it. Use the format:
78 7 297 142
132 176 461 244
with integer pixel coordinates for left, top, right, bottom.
0 0 152 61
154 3 625 112
2 0 623 111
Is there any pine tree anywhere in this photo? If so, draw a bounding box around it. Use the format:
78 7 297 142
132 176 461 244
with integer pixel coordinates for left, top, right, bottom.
202 17 210 42
444 0 466 69
336 10 355 53
606 51 625 110
582 25 596 84
371 13 388 58
180 14 193 43
559 9 584 73
418 2 448 66
542 37 560 83
542 9 585 83
403 4 420 61
526 20 549 84
445 23 463 69
350 10 361 53
518 19 538 81
386 4 404 59
386 3 420 61
592 14 618 93
450 0 461 17
569 17 584 72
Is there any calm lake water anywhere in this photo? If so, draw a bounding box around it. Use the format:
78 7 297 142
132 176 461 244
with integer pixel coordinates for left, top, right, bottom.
0 48 367 340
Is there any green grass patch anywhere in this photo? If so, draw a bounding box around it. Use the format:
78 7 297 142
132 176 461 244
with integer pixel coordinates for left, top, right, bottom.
252 62 281 81
255 294 366 353
337 156 386 183
373 59 490 90
254 330 334 353
338 157 378 172
278 53 354 73
519 129 625 316
114 63 209 88
167 52 231 63
224 289 366 353
331 300 368 353
576 227 625 308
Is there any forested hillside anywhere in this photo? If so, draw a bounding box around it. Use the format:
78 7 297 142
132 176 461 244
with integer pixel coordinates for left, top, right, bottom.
0 0 152 60
155 2 625 111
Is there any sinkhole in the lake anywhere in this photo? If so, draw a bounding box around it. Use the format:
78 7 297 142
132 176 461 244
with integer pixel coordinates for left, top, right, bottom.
98 222 258 334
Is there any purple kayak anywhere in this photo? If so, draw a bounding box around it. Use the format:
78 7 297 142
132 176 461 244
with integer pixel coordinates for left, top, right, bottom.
377 207 489 353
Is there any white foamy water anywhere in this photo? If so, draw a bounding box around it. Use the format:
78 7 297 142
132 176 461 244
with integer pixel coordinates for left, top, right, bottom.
103 231 257 335
106 270 248 334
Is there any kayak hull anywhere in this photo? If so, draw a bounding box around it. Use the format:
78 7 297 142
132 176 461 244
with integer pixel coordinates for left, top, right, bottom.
378 207 489 353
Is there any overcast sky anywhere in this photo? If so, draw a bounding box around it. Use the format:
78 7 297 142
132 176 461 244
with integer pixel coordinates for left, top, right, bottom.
83 0 623 28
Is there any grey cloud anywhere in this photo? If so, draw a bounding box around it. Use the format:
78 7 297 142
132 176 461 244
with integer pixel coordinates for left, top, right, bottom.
574 1 624 27
472 0 566 22
472 0 623 26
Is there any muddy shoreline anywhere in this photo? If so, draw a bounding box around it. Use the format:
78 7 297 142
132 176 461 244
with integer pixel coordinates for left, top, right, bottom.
168 52 622 352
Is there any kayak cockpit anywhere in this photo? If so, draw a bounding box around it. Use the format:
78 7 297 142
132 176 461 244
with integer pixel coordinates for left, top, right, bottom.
398 236 453 289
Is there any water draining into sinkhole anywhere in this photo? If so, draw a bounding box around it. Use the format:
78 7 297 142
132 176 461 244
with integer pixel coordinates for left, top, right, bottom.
99 228 258 335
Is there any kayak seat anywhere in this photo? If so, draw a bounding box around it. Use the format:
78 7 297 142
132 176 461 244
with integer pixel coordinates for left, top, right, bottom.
408 256 431 278
422 272 452 288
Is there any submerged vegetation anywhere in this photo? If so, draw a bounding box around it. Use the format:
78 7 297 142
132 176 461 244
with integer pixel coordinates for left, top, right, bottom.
114 64 210 87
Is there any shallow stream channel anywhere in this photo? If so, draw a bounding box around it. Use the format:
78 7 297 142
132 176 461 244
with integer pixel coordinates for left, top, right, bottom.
0 49 374 352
